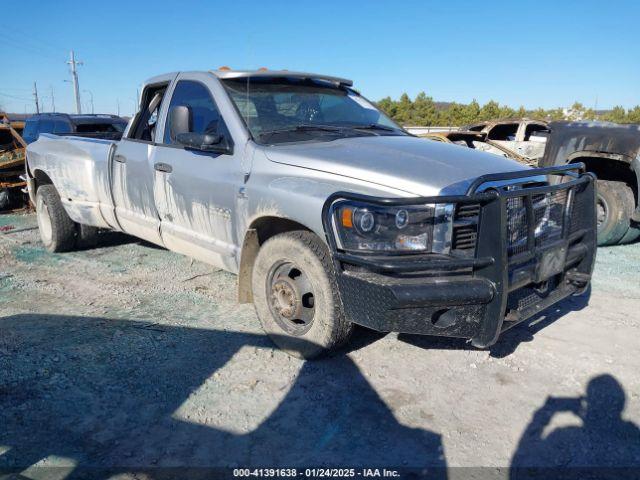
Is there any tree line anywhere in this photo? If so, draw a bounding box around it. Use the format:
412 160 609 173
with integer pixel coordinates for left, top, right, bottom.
375 93 640 126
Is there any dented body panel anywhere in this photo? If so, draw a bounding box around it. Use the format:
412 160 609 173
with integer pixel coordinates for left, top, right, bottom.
540 121 640 217
540 121 640 168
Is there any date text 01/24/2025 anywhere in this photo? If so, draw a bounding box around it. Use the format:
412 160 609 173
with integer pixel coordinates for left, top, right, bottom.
232 468 401 477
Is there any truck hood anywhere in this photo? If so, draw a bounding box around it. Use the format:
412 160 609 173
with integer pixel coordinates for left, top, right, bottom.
263 135 530 196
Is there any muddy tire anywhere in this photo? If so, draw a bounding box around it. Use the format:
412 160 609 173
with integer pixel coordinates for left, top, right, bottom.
252 230 353 359
36 185 77 252
596 180 634 246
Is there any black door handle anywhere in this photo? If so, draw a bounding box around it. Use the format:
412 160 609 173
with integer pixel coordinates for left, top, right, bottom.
154 162 172 173
114 154 126 163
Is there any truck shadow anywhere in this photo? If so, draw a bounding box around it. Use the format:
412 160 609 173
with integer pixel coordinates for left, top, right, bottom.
0 314 447 479
396 289 591 359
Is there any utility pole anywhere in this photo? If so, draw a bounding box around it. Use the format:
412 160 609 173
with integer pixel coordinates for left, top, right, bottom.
116 99 120 116
33 82 40 114
50 85 55 112
66 50 83 114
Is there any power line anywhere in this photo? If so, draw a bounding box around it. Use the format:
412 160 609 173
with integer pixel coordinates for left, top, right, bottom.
0 92 33 101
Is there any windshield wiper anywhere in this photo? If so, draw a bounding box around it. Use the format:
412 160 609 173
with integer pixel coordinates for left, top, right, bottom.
258 124 371 142
348 123 402 133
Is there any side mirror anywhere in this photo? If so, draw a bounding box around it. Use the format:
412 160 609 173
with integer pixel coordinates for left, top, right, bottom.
175 132 231 154
169 105 192 140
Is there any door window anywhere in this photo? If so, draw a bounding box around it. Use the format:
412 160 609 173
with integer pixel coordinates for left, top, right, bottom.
129 84 168 142
163 80 227 145
524 123 550 141
487 123 518 141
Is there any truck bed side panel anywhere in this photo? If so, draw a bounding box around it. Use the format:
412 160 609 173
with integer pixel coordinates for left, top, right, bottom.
26 134 118 229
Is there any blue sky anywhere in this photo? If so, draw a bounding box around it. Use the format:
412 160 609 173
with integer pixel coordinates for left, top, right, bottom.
1 0 638 116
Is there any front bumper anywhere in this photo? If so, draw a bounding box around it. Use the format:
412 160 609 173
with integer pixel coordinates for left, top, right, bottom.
323 165 597 348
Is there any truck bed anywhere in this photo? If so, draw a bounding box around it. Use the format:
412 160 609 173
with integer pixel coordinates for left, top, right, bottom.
26 134 117 228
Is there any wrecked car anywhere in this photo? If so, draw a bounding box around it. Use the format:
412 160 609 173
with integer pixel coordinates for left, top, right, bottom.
420 130 535 166
0 117 28 210
540 121 640 246
26 70 597 358
464 119 549 163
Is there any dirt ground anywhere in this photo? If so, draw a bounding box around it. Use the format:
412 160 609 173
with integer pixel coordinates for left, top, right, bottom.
1 211 639 478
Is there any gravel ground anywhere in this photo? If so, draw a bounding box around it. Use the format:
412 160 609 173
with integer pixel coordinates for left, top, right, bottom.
0 212 639 478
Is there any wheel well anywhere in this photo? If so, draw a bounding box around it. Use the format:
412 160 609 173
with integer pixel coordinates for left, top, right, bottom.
237 217 313 304
32 169 53 192
570 157 638 207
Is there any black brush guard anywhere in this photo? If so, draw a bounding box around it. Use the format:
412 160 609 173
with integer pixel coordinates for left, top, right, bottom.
321 164 597 348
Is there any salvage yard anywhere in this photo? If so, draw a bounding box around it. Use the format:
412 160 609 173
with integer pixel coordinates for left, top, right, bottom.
1 211 639 474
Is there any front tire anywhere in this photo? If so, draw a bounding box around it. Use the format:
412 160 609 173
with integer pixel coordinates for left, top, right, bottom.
252 231 353 359
35 184 78 252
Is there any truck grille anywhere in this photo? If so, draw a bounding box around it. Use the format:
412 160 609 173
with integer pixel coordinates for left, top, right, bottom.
452 203 480 255
505 185 573 258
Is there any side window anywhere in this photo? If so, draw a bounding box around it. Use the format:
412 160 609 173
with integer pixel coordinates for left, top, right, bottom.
487 123 518 141
163 80 226 145
38 119 55 135
22 120 39 143
53 120 72 134
129 84 168 142
524 123 550 141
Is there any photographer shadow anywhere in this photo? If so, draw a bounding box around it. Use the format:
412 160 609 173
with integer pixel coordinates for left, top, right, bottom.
510 374 640 478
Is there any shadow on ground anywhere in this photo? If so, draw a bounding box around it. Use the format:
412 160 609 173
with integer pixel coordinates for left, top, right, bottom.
397 289 592 359
0 314 446 479
510 374 640 478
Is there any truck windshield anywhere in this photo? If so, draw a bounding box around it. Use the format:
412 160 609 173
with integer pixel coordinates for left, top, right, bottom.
221 77 406 144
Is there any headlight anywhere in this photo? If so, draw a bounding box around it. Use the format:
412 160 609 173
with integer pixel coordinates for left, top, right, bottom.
329 200 454 254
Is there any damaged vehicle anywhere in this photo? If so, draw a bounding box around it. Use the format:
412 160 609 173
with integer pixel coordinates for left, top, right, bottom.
0 116 28 210
464 119 549 163
22 113 127 144
449 120 639 245
420 130 535 165
26 70 597 358
540 121 640 245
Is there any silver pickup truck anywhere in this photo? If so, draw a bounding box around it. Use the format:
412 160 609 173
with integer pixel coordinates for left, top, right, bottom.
26 69 597 358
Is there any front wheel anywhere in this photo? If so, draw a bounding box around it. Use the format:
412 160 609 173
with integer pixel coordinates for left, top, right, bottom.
251 231 353 359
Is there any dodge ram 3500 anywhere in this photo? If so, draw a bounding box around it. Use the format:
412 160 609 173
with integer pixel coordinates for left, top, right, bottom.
26 70 597 358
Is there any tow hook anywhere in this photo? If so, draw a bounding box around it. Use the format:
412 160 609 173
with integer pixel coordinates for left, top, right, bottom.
565 270 591 288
